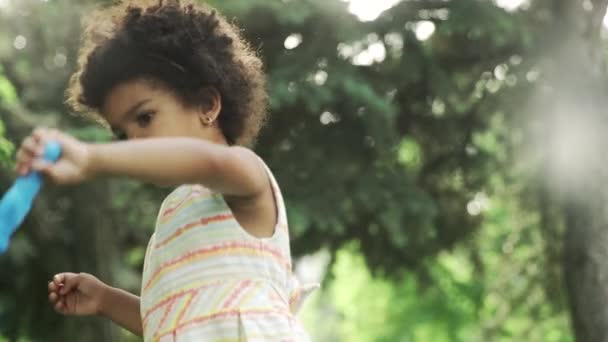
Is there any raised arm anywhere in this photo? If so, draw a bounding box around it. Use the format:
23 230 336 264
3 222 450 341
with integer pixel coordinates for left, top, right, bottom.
89 138 267 196
17 129 267 197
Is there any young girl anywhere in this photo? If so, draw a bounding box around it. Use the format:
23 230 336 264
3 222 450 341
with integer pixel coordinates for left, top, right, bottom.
14 0 316 340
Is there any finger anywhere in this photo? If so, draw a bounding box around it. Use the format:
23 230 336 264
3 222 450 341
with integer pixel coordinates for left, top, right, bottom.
36 128 66 146
32 127 48 142
48 281 58 293
55 273 80 295
15 148 39 174
15 157 30 176
33 128 63 153
54 300 65 314
32 160 63 183
15 149 33 165
31 160 52 173
49 291 58 303
22 136 43 156
53 273 65 285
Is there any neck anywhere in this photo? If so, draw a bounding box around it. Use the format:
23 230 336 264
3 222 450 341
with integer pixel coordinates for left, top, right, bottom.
205 127 230 146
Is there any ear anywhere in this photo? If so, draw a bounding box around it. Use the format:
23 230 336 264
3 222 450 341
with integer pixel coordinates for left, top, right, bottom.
198 87 222 126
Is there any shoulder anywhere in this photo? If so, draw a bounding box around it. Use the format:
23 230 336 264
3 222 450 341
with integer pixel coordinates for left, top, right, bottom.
225 145 261 163
222 146 267 176
210 145 268 198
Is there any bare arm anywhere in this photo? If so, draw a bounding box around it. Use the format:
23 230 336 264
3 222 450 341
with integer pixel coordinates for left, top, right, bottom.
90 138 266 197
99 286 143 337
48 273 143 337
19 130 267 197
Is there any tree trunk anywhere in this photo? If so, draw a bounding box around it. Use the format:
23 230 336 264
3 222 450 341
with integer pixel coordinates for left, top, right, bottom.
564 191 608 342
542 1 608 341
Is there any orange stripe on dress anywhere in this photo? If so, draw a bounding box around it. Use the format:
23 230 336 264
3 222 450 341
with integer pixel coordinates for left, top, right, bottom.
221 280 252 309
289 289 301 312
143 242 290 291
155 213 234 249
142 280 223 323
235 282 264 308
157 308 291 339
173 289 198 328
151 298 177 339
162 188 203 215
159 188 211 223
142 289 193 324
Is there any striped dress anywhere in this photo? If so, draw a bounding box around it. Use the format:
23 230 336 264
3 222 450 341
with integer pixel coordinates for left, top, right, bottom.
140 159 318 341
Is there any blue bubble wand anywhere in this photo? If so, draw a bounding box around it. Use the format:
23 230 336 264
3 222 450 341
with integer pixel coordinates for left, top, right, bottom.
0 142 62 253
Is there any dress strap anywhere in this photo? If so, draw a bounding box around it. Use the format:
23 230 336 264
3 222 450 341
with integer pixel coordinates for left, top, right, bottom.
256 156 288 227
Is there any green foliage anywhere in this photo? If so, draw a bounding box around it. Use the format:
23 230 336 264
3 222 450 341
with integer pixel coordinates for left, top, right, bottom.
398 136 423 171
302 243 478 341
0 120 13 168
0 70 16 167
0 0 601 340
0 70 17 107
66 126 113 142
302 180 573 341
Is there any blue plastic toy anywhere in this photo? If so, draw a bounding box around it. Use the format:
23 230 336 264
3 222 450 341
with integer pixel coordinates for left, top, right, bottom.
0 141 62 253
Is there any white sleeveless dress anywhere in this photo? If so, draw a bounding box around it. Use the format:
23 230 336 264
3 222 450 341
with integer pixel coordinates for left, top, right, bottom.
139 159 318 341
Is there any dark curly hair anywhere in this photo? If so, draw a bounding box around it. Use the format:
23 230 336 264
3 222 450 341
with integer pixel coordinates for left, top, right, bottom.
66 0 268 146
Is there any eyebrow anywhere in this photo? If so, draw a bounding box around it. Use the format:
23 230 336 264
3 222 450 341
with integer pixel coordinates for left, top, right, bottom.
110 99 151 135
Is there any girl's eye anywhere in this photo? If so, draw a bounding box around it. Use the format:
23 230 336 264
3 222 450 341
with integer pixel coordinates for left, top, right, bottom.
135 111 155 128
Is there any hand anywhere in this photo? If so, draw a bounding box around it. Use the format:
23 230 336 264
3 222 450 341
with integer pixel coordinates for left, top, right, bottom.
15 128 92 184
48 272 109 316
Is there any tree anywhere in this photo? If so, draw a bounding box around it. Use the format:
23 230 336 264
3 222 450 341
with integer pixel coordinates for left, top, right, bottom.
530 0 608 340
1 0 608 340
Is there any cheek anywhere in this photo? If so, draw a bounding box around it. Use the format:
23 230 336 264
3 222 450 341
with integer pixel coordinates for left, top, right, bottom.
150 111 201 137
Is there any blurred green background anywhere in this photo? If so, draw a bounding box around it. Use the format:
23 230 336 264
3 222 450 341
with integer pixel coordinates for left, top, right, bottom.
2 0 608 341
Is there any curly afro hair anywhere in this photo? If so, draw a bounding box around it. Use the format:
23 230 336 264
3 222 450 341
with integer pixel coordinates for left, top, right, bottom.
66 0 268 146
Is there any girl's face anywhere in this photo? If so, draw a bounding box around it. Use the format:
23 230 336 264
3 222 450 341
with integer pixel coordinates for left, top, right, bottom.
102 78 224 142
